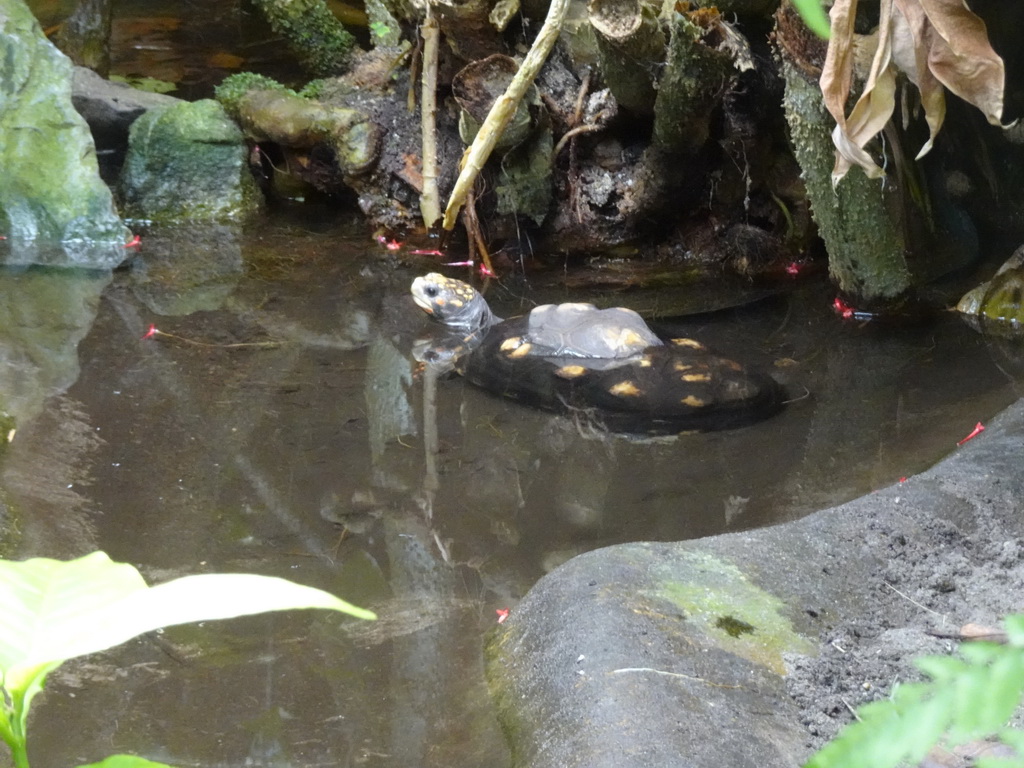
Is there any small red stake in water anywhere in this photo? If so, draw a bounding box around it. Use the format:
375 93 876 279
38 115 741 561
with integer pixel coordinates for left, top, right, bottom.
957 422 985 446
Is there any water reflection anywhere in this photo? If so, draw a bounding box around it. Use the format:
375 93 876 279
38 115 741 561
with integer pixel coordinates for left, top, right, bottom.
1 214 1020 766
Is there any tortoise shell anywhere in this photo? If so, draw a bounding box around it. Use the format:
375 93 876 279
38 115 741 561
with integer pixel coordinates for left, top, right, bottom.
411 274 782 433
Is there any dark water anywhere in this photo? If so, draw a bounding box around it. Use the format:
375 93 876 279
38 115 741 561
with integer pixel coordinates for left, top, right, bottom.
12 0 1024 762
3 210 1021 767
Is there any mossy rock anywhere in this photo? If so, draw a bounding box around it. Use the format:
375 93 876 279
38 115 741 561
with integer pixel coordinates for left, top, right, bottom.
957 246 1024 335
119 99 263 223
0 0 130 262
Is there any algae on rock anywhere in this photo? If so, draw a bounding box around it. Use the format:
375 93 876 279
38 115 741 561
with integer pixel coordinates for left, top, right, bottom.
0 0 130 264
119 99 263 222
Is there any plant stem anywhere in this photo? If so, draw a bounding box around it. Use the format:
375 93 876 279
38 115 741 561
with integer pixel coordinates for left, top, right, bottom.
441 0 569 230
0 712 30 768
10 740 29 768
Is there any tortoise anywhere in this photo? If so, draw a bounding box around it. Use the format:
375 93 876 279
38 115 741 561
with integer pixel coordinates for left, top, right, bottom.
411 273 783 433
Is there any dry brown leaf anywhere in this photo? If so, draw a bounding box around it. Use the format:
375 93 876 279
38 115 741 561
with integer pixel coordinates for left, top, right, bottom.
818 0 1005 185
917 0 1004 125
958 622 1008 642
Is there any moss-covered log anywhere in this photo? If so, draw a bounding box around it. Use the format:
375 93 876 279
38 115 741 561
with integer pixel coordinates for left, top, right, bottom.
588 0 664 115
220 82 380 178
56 0 114 76
652 10 735 157
775 6 911 303
249 0 356 77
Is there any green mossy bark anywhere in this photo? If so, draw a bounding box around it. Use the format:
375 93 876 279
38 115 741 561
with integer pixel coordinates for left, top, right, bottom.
589 0 665 115
56 0 114 75
250 0 356 77
652 11 734 156
233 89 380 176
781 60 912 302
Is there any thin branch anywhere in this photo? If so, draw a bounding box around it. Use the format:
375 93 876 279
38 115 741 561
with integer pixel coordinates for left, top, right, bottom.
441 0 570 230
419 6 442 228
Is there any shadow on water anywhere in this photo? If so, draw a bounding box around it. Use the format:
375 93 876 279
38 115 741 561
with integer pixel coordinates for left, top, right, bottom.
2 211 1022 766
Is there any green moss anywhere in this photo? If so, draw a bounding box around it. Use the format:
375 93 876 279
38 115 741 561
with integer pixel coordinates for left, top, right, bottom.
119 100 262 222
650 550 815 674
215 72 297 119
781 60 911 301
715 614 755 638
299 79 329 100
252 0 356 77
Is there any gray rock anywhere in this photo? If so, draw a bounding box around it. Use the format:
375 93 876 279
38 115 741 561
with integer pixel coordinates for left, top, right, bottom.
489 400 1024 767
71 66 181 150
118 99 263 222
0 0 131 265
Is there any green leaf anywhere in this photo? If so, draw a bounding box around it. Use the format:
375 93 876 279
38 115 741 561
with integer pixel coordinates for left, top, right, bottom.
900 687 956 764
915 654 969 681
77 756 177 768
804 682 952 768
790 0 830 39
1004 615 1024 646
0 552 375 694
77 757 176 768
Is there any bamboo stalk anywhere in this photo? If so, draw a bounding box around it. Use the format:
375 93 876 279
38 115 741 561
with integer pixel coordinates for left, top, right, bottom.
419 7 442 228
441 0 570 230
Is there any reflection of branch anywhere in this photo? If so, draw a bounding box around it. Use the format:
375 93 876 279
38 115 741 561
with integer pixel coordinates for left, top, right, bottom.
441 0 570 230
419 6 442 228
421 360 441 504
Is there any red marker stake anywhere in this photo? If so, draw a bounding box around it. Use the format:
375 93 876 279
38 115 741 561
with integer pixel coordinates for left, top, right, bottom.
957 422 985 446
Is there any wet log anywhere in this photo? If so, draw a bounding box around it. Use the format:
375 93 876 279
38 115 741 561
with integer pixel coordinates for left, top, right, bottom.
249 0 357 76
774 3 912 303
235 89 380 178
588 0 664 115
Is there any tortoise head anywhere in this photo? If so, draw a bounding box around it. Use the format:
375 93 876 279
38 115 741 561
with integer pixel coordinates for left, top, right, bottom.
411 273 496 331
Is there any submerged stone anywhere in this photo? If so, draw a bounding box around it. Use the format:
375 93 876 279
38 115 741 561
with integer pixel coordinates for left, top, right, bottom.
957 246 1024 335
0 0 131 266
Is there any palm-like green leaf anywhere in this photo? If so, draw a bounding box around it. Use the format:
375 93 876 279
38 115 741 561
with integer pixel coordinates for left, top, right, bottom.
0 552 375 695
791 0 830 39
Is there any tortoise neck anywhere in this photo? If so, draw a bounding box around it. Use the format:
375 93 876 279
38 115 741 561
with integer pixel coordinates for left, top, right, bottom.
481 305 503 328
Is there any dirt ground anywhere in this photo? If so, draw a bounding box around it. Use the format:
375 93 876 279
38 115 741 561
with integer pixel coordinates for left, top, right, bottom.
784 444 1024 752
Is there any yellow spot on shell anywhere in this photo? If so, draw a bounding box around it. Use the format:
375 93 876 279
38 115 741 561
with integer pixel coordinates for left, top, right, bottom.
620 329 645 347
682 373 711 382
673 361 693 371
500 336 524 352
556 365 587 378
680 395 706 407
609 381 642 397
672 338 705 350
508 342 533 358
638 356 653 367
